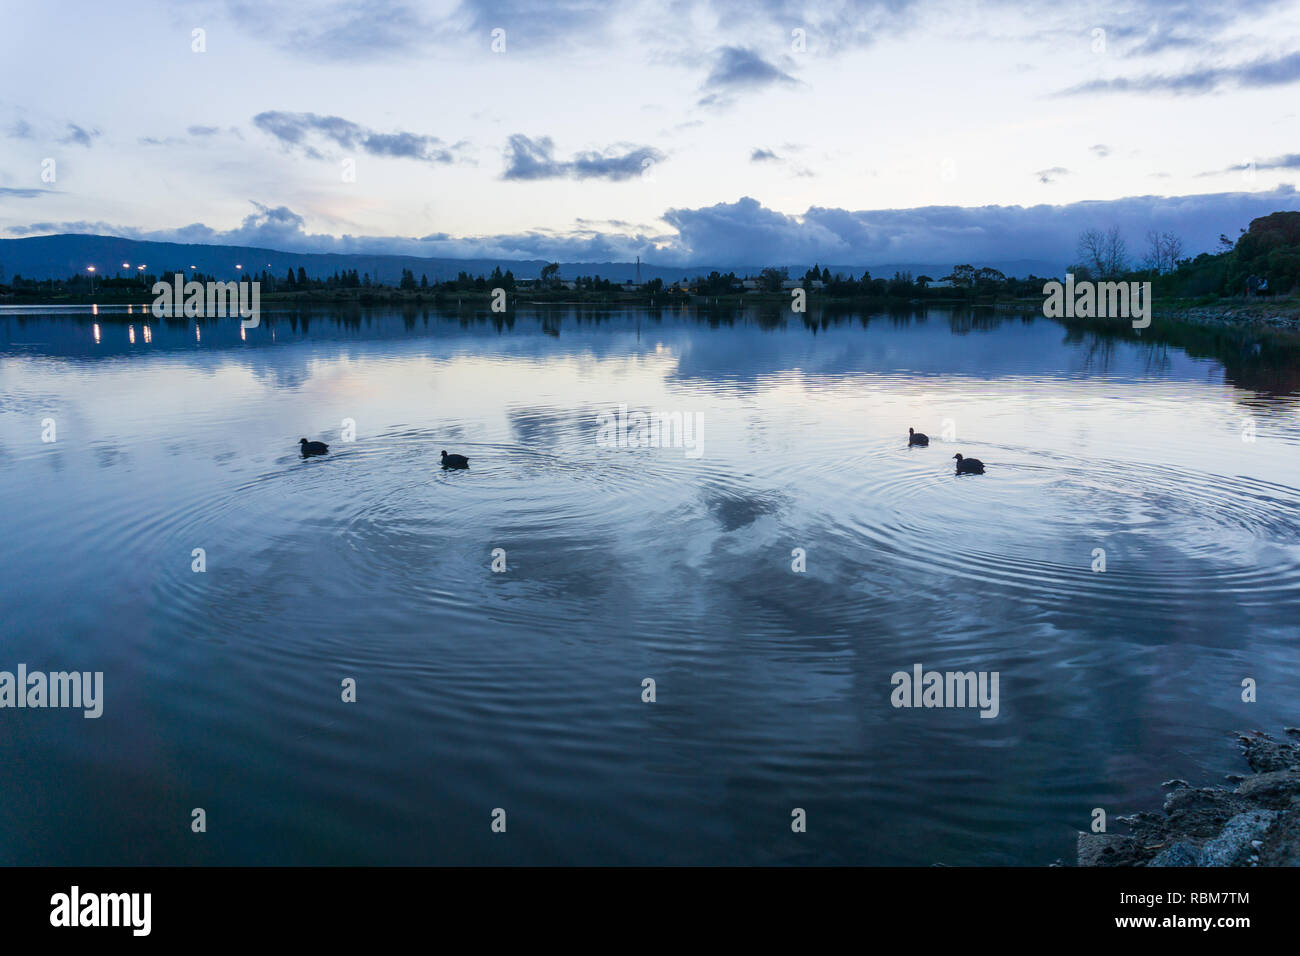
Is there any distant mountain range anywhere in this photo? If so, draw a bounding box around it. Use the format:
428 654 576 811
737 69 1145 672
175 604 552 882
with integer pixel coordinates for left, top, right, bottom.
0 234 1062 284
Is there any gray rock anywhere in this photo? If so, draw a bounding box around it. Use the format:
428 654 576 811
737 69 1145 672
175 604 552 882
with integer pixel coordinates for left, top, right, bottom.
1148 842 1205 867
1162 786 1245 836
1200 810 1279 866
1239 734 1300 773
1077 832 1138 867
1256 807 1300 867
1235 771 1300 808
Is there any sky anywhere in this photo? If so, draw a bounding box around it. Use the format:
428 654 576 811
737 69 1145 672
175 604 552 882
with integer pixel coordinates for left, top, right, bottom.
2 0 1300 267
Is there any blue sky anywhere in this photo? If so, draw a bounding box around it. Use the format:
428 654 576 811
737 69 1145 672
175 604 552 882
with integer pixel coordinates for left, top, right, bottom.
2 0 1299 266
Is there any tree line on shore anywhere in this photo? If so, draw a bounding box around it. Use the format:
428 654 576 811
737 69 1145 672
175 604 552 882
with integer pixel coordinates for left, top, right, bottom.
3 212 1296 303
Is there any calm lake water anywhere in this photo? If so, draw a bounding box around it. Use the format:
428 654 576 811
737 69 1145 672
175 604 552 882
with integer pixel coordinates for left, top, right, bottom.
2 303 1298 865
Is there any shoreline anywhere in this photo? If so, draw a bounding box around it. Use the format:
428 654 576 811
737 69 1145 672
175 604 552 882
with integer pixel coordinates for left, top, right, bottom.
1077 728 1300 867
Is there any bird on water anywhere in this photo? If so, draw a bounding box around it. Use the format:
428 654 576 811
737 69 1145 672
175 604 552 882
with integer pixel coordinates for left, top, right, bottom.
908 427 929 446
441 450 469 469
953 453 984 474
299 438 329 456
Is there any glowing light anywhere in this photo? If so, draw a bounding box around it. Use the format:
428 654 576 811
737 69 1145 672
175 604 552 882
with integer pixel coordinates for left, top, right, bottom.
93 323 101 342
195 324 201 342
128 325 135 344
143 325 152 343
240 325 246 341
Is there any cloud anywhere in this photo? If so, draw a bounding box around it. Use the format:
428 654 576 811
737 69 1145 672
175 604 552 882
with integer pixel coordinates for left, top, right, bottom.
657 188 1300 267
698 46 799 107
1057 50 1300 97
6 120 33 139
749 146 814 177
9 188 1300 271
0 187 51 198
704 46 797 89
60 123 100 147
1199 153 1300 176
252 111 464 164
1036 166 1070 184
449 0 617 46
141 126 242 147
1090 144 1111 158
241 0 434 60
502 134 663 181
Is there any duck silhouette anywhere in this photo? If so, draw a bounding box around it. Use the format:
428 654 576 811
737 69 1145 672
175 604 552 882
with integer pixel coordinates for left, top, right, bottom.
441 450 469 469
908 427 929 446
299 438 329 456
953 453 984 475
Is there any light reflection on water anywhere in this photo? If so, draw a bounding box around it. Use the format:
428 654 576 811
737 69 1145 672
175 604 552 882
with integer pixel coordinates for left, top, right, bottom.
1 306 1298 865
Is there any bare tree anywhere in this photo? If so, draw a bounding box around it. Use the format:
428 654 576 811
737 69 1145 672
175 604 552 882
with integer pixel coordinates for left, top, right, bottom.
1102 225 1129 276
1144 230 1164 273
1078 226 1129 277
1161 232 1183 270
1143 230 1184 274
1078 228 1106 275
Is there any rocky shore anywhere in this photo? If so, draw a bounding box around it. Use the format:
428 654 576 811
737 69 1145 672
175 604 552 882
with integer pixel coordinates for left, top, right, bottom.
1078 729 1300 866
1154 303 1300 332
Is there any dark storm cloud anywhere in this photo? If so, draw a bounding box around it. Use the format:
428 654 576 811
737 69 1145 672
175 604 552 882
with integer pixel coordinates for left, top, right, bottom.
252 111 464 163
501 135 663 181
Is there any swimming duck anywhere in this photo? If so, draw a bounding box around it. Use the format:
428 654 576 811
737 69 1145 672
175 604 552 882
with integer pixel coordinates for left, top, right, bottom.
299 438 329 456
441 450 469 469
908 427 929 446
953 453 984 474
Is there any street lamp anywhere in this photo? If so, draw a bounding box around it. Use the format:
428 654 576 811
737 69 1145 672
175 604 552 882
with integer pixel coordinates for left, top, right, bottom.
86 265 96 294
137 264 147 285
